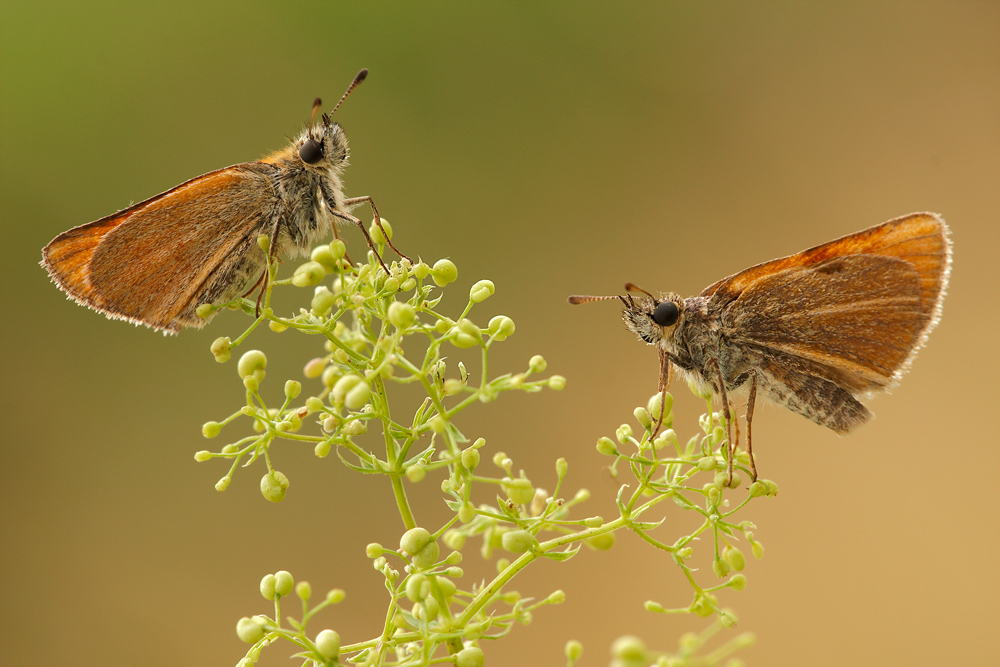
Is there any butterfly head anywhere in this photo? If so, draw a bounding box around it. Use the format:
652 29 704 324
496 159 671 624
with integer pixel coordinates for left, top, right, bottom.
297 68 368 170
568 284 684 347
620 290 684 346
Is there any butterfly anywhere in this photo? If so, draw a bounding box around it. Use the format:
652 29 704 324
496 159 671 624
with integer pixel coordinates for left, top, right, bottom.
570 212 951 482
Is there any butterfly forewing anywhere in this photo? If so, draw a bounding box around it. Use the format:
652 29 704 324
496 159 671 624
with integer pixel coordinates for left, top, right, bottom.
721 253 926 392
43 164 277 332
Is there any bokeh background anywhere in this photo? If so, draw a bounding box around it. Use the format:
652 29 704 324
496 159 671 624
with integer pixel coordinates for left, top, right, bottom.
2 3 998 665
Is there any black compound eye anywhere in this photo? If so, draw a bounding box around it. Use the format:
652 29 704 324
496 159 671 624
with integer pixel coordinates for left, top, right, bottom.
299 138 324 164
651 301 679 327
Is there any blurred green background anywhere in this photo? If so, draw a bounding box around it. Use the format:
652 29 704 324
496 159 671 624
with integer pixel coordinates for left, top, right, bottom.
2 2 998 665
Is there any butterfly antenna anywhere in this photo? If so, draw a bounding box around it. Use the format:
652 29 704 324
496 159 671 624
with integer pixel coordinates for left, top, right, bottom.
330 68 368 117
624 282 658 301
308 97 323 131
567 294 622 305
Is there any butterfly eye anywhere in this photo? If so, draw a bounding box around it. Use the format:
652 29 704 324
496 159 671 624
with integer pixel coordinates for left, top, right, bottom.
299 139 324 164
652 301 679 327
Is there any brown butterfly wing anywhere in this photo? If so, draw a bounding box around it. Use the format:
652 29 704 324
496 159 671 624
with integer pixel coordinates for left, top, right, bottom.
706 212 951 396
42 163 279 333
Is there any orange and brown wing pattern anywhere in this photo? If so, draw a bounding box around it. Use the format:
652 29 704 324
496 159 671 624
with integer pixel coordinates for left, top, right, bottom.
707 213 951 393
702 212 950 316
42 164 278 333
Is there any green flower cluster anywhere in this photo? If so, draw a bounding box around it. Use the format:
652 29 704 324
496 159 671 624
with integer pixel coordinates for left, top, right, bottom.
192 228 765 667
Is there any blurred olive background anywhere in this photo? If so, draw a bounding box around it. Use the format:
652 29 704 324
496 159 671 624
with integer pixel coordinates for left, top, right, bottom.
2 3 998 665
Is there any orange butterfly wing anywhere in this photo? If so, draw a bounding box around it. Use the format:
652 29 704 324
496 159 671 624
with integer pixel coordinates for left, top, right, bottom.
703 212 951 392
42 163 279 333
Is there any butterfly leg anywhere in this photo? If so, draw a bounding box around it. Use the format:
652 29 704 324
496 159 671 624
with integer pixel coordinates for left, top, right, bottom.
330 209 390 273
320 185 390 272
746 370 758 482
343 196 414 264
651 347 672 437
708 357 735 485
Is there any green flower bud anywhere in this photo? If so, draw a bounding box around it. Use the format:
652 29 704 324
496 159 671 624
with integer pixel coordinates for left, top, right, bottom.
443 378 464 395
411 541 440 570
501 529 534 553
315 629 340 660
596 436 617 456
237 350 267 379
726 547 746 571
296 580 312 600
405 573 429 602
458 502 476 524
331 374 363 403
211 336 231 356
455 646 484 667
438 577 458 599
633 407 652 429
691 594 716 617
547 375 567 390
236 616 266 644
504 477 534 504
325 588 345 603
528 355 547 373
450 319 481 348
400 527 432 555
697 456 717 471
272 470 289 489
202 421 221 438
751 540 765 560
387 301 416 328
676 546 693 561
194 450 212 462
260 574 276 600
196 303 214 319
292 261 326 287
647 392 673 421
311 287 338 316
405 465 426 483
555 457 569 478
329 239 347 260
585 532 615 550
469 279 495 303
431 258 458 286
260 472 286 502
748 481 766 497
314 440 332 457
345 382 371 410
720 611 739 628
611 635 646 661
729 573 747 591
213 350 231 363
565 640 583 661
764 479 779 496
310 245 340 272
445 550 463 566
215 475 231 492
547 589 566 604
584 516 603 528
243 375 259 393
615 424 632 445
461 447 480 470
283 380 301 400
268 320 288 333
274 570 294 597
713 558 731 578
487 315 516 341
644 600 665 613
369 217 393 244
444 529 467 550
